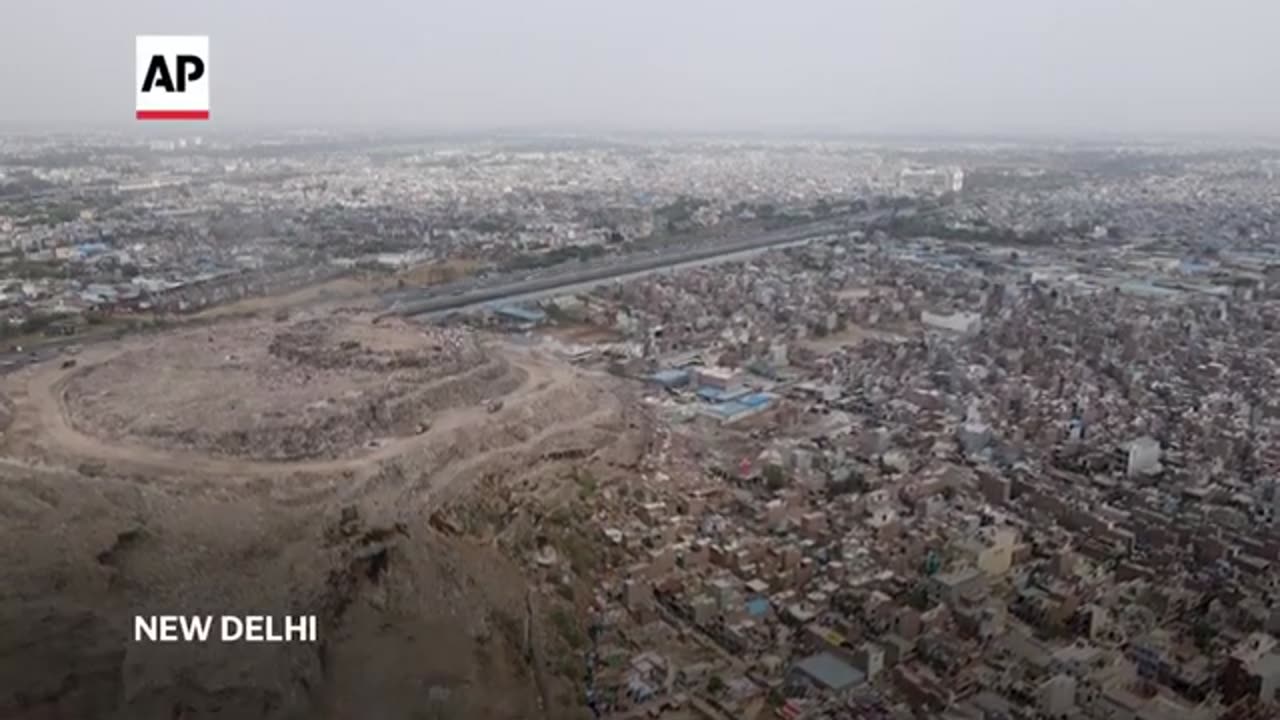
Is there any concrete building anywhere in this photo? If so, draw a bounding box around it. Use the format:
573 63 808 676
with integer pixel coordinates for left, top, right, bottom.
492 304 547 326
921 310 983 337
1038 673 1077 718
788 652 865 695
694 366 743 390
959 526 1019 577
927 566 988 606
853 642 885 681
899 166 964 195
1127 436 1162 477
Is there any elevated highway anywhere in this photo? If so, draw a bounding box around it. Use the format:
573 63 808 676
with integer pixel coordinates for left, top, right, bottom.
385 209 893 319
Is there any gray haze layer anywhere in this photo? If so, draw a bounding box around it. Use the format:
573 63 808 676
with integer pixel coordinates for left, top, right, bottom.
2 0 1278 136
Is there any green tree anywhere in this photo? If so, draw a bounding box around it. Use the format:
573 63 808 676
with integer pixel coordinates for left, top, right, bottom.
767 687 786 708
1191 619 1217 651
763 464 786 491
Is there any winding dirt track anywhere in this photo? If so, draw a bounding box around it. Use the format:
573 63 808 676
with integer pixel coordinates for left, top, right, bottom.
3 341 601 487
0 321 629 720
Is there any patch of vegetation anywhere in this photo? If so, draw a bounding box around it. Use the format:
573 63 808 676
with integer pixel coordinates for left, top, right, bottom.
0 312 77 339
887 214 1093 247
574 467 597 499
501 243 608 272
763 463 787 491
560 530 601 575
550 607 585 650
826 468 867 499
4 259 66 279
654 195 710 231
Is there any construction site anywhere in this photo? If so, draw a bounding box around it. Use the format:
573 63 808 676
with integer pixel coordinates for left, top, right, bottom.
0 303 651 720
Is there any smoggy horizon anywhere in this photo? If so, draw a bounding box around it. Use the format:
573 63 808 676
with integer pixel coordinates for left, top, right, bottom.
2 0 1279 138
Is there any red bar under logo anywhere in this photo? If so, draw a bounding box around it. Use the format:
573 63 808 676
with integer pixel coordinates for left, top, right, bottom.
136 110 209 120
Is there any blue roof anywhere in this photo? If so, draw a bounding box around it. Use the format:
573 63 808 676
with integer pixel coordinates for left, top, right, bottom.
793 652 865 691
494 305 546 323
746 597 770 617
739 392 774 408
697 386 727 402
1117 281 1182 299
697 385 751 403
704 401 752 418
651 369 690 386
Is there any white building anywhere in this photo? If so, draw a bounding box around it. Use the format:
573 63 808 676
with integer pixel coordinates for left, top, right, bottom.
694 366 743 390
922 310 983 337
958 405 993 456
961 526 1019 577
1126 436 1162 477
899 166 965 195
853 642 884 680
1038 673 1077 718
768 342 789 367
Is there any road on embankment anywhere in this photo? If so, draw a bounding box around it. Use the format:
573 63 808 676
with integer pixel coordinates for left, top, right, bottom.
383 209 893 319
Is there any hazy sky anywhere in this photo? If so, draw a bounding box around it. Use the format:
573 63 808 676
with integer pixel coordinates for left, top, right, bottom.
2 0 1278 136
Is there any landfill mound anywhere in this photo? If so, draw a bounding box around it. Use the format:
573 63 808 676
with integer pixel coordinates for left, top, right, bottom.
61 312 521 461
0 313 632 719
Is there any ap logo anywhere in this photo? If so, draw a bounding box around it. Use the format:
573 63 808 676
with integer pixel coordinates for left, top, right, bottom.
136 36 209 120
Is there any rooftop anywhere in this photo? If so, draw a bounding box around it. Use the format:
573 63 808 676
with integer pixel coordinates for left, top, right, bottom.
792 652 865 692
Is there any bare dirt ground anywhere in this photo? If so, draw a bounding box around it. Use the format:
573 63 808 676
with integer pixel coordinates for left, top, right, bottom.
189 259 481 323
188 277 374 321
538 322 623 344
801 321 913 353
8 343 571 483
58 313 502 462
0 310 635 720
